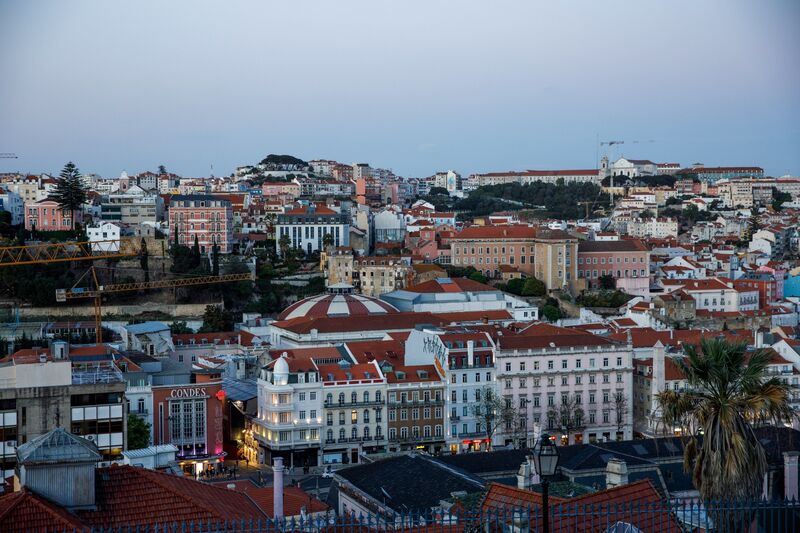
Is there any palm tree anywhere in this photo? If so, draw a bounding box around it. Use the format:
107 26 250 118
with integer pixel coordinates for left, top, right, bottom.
657 338 794 503
322 231 334 249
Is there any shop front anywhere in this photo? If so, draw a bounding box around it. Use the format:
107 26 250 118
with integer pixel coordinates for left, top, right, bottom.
152 381 225 477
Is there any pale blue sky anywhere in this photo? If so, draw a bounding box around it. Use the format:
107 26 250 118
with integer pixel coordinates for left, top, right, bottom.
1 0 798 178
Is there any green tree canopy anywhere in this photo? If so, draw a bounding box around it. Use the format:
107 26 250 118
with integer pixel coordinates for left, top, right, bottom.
657 339 793 506
199 304 234 332
127 414 151 450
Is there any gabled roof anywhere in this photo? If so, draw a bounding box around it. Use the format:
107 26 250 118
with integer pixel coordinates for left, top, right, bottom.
16 428 101 464
482 479 682 532
404 277 496 293
579 239 648 253
0 489 88 533
77 465 266 528
336 454 485 513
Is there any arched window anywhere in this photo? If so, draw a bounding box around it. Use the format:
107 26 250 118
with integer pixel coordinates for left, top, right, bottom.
364 426 370 438
376 391 382 402
363 391 369 403
326 393 332 405
339 428 345 440
327 429 333 441
363 409 370 423
351 427 358 439
351 391 357 403
338 393 345 404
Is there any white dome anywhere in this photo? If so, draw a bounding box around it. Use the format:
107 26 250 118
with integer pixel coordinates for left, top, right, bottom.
274 354 289 377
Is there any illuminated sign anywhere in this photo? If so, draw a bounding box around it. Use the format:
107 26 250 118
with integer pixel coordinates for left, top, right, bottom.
169 387 208 399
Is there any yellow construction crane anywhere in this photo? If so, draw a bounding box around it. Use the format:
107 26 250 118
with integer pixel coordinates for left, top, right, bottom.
0 238 140 266
56 267 255 344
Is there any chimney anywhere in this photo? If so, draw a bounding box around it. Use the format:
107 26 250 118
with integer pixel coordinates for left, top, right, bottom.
784 451 799 501
273 457 285 519
605 458 628 489
517 456 540 489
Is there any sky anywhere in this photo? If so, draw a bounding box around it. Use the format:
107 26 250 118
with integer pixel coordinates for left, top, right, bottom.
1 0 798 179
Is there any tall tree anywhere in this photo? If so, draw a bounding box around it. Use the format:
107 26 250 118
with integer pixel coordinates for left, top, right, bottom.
139 238 150 283
127 414 151 450
547 393 585 444
51 162 87 230
470 386 514 451
212 243 220 276
614 391 629 435
657 339 793 506
158 164 167 175
278 233 291 258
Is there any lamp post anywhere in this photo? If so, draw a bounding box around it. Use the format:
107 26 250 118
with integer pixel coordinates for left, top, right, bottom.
533 433 559 533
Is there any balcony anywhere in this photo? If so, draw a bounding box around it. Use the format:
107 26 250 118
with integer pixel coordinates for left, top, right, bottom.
388 399 444 407
456 431 486 439
324 400 385 408
392 435 444 444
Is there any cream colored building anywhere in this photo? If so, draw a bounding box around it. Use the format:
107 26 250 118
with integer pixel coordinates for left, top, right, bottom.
325 249 413 297
532 229 582 294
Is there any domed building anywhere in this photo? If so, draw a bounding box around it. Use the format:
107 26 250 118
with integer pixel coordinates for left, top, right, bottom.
277 284 398 321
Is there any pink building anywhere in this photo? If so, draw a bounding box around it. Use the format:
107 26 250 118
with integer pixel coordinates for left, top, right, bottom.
450 225 538 277
169 195 234 253
577 239 650 296
24 198 83 231
261 182 300 203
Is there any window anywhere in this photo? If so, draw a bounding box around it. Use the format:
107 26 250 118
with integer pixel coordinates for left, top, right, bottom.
299 392 306 402
562 360 568 369
548 360 554 370
363 409 370 423
339 412 345 425
505 362 512 372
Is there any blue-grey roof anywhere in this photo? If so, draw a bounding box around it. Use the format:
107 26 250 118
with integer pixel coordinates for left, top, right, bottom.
17 428 101 464
222 378 257 401
125 321 170 334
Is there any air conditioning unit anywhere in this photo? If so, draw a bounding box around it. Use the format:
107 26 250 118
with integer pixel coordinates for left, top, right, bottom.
5 440 16 447
85 435 96 442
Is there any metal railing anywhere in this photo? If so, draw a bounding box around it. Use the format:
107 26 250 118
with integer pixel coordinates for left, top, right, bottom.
56 498 800 532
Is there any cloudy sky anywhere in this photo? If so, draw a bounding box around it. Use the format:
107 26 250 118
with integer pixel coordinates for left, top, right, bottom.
1 0 798 178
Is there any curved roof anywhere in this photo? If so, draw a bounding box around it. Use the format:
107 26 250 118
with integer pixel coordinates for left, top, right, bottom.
277 293 398 321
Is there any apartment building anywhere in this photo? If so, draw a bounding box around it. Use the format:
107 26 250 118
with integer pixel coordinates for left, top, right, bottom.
0 342 127 478
533 229 581 293
496 323 634 446
473 169 600 187
383 362 445 454
677 165 764 184
318 360 386 465
325 250 413 297
168 194 234 253
101 187 164 226
275 203 350 256
0 187 24 225
450 225 538 277
625 218 678 239
404 328 497 453
577 239 650 296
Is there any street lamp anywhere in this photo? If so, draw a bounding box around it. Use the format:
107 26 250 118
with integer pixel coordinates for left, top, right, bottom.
533 434 559 533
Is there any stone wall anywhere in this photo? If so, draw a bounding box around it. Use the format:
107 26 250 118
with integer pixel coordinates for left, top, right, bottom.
17 300 221 319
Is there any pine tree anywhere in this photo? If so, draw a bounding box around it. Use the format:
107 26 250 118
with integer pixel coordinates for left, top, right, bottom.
140 239 150 283
192 235 200 262
51 162 88 230
212 243 220 276
158 165 167 175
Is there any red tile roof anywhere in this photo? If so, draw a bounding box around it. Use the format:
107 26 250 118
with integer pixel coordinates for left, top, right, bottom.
79 466 266 528
317 362 383 383
0 489 88 533
452 225 538 240
482 479 681 532
405 277 496 293
344 340 405 364
578 239 648 253
267 346 342 372
233 483 329 517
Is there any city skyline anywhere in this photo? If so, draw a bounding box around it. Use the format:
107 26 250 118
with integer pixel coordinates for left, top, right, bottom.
1 0 799 178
